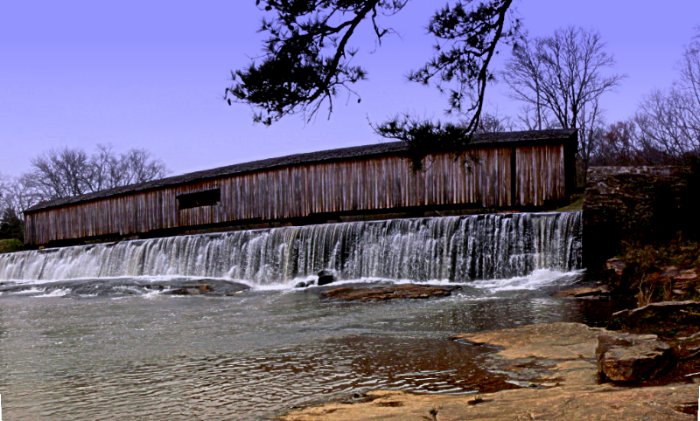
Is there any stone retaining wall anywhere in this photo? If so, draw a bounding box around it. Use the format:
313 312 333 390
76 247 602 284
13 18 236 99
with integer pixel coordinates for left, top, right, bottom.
583 166 690 271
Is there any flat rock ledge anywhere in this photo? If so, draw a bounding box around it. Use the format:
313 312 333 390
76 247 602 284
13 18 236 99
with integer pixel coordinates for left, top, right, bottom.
553 285 610 299
609 301 700 338
320 284 457 301
282 322 698 420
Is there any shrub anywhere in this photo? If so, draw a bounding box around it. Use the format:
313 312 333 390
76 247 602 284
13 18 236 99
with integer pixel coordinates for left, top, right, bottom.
0 238 23 253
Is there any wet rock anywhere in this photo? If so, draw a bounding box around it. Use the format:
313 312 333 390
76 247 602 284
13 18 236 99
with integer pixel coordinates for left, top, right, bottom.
166 281 249 296
317 270 336 286
295 280 316 288
602 257 633 294
673 268 699 292
608 300 700 338
321 284 457 301
554 285 609 299
596 332 673 383
606 258 627 277
674 331 700 361
170 287 201 296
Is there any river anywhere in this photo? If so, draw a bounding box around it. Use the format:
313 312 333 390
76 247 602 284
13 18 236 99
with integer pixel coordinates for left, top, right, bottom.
0 212 608 419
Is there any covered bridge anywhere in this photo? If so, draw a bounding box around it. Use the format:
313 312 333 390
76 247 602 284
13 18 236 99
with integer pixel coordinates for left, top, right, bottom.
24 129 577 246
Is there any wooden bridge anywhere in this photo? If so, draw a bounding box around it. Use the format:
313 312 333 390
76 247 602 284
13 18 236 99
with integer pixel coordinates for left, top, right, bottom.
24 129 577 246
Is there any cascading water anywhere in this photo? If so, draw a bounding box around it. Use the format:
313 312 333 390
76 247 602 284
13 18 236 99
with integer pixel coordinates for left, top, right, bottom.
0 212 582 286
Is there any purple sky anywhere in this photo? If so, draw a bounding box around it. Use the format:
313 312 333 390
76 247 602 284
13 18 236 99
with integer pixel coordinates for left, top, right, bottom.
1 1 698 178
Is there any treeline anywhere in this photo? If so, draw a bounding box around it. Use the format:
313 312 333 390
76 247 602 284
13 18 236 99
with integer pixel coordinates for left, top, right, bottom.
496 27 699 171
0 145 167 247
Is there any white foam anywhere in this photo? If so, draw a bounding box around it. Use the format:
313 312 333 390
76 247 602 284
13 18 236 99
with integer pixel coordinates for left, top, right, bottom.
141 290 164 300
470 269 583 293
36 288 70 298
13 287 45 295
243 270 579 293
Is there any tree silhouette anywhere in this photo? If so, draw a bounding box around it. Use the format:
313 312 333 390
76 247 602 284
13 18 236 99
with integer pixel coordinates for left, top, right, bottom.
227 0 517 145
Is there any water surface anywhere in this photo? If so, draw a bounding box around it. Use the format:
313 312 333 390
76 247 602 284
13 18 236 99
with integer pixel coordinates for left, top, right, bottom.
0 271 611 420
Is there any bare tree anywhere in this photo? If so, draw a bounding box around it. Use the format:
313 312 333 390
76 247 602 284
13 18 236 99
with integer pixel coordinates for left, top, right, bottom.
516 104 556 131
503 27 623 173
25 148 93 199
635 31 700 162
0 175 41 223
21 145 167 204
475 112 515 133
589 120 646 166
89 145 168 190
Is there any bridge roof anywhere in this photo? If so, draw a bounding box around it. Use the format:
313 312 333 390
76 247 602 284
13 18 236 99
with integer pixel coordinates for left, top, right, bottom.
25 129 576 213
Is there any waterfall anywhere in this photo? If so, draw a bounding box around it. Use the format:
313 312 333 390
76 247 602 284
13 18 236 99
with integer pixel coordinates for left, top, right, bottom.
0 212 582 285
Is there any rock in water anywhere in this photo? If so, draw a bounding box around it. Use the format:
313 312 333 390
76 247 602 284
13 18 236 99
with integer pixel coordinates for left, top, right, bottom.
321 284 457 301
295 280 316 288
317 270 336 286
596 332 673 383
169 287 201 295
553 285 609 299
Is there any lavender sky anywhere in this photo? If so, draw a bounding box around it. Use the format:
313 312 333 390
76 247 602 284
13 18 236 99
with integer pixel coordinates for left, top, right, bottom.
1 1 698 178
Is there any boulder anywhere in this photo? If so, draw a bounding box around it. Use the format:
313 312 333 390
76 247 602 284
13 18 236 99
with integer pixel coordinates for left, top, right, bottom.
608 300 700 338
606 258 627 277
673 268 699 291
601 257 633 296
294 280 316 288
170 287 201 296
317 270 336 286
596 332 673 383
674 331 700 361
166 280 249 296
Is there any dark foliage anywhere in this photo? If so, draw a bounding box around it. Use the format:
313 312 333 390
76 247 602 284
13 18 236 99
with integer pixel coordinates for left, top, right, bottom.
681 156 700 240
610 241 700 305
405 0 516 133
227 0 407 125
0 207 23 242
228 0 516 144
371 116 471 169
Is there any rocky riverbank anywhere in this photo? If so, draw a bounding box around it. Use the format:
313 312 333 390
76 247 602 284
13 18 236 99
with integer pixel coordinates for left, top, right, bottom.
282 321 698 420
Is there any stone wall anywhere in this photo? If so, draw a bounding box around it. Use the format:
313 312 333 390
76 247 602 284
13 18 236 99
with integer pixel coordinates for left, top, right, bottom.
583 166 690 271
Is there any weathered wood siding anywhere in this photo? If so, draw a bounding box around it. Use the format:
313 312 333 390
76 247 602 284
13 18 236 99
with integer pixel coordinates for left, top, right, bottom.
24 144 570 246
515 144 566 206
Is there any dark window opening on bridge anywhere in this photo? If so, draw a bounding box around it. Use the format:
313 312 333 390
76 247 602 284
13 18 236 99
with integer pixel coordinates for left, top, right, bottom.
177 189 221 210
